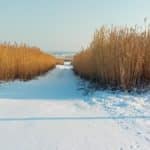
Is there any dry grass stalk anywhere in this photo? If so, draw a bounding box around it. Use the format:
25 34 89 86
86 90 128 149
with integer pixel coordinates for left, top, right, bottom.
0 43 56 81
73 26 150 89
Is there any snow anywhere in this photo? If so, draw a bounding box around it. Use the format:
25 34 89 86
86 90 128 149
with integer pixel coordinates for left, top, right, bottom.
0 62 149 150
0 62 83 100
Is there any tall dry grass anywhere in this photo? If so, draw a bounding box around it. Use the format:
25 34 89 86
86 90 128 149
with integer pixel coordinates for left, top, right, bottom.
0 43 56 81
73 26 150 89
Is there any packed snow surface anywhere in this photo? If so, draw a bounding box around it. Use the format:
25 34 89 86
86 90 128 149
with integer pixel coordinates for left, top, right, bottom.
0 62 149 150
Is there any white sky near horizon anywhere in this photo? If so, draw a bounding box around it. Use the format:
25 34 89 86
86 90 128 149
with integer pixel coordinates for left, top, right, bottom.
0 0 150 52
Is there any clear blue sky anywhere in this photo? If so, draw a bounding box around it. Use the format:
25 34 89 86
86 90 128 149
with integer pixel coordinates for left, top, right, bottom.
0 0 150 52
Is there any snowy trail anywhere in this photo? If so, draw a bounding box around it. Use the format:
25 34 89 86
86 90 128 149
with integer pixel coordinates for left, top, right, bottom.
0 62 150 150
0 62 84 100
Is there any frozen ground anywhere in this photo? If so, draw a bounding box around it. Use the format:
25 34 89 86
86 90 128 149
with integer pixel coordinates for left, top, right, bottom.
0 62 149 150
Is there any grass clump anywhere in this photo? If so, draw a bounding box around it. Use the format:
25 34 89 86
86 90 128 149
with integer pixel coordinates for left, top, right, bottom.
73 25 150 90
0 43 56 81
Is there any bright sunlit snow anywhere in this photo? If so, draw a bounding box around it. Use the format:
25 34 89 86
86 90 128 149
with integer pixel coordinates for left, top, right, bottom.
0 62 149 150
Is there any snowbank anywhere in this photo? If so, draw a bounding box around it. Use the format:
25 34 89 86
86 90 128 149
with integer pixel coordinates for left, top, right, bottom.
0 63 149 150
0 99 149 150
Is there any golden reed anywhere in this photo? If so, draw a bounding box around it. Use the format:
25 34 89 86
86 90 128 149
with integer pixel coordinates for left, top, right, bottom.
73 26 150 89
0 43 56 81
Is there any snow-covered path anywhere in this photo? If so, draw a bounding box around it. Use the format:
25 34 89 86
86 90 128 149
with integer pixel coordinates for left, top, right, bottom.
0 62 83 100
0 62 150 150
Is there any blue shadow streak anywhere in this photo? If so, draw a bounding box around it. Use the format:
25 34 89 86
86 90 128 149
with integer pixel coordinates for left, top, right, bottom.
0 67 84 100
0 116 149 122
